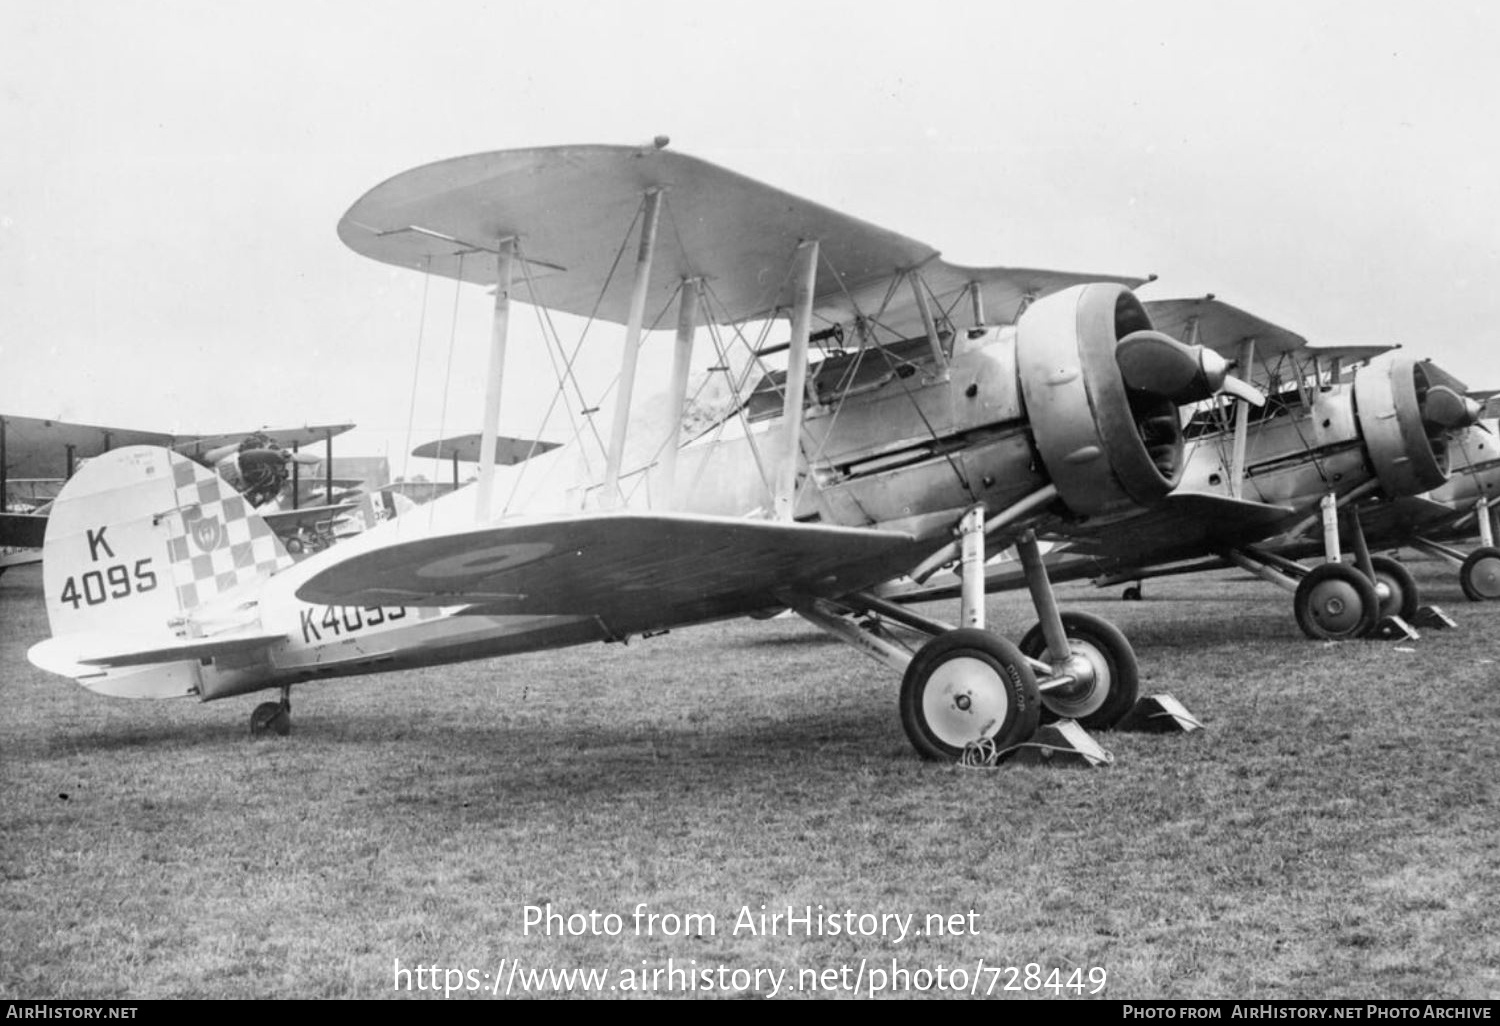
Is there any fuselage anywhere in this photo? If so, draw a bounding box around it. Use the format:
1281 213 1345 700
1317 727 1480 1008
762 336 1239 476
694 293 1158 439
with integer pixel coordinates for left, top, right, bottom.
177 326 1062 702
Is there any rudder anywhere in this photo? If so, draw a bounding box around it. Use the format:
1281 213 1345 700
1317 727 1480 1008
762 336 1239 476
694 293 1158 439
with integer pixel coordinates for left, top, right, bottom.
32 446 291 697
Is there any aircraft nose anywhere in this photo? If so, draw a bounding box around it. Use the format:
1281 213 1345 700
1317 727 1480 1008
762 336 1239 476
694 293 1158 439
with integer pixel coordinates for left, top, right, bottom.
1116 330 1265 407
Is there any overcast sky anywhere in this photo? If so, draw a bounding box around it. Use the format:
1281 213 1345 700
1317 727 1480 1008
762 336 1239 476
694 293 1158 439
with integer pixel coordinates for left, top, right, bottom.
3 0 1497 479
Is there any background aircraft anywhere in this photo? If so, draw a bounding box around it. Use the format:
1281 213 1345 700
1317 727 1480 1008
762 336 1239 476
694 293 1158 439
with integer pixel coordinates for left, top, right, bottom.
410 432 562 489
1 415 356 568
1259 413 1500 603
27 144 1258 761
883 298 1482 640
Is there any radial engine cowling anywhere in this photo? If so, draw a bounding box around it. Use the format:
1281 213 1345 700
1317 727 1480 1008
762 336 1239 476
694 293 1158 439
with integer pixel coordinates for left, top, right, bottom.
1353 352 1451 498
1017 283 1185 518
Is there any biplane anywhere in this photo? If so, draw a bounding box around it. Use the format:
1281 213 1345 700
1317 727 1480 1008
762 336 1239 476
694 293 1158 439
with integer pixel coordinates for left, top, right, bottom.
29 144 1260 761
886 298 1482 640
1261 413 1500 602
0 415 356 563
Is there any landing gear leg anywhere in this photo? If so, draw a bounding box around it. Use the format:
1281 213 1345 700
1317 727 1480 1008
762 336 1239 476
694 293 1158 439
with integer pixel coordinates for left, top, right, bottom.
1462 498 1500 601
250 687 292 737
1345 507 1421 622
1015 530 1139 729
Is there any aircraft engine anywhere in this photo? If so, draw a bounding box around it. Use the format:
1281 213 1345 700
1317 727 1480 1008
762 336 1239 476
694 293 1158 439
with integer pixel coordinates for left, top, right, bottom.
1018 282 1240 518
1354 353 1475 497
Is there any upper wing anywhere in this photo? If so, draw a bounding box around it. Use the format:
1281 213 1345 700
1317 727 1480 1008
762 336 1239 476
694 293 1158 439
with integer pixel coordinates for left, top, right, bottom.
2 414 176 479
411 433 561 465
172 423 355 459
1 414 355 480
1144 297 1310 359
338 145 1144 333
296 512 922 633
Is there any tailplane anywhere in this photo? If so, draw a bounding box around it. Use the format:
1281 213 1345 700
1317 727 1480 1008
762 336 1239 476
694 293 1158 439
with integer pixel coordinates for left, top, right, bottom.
29 446 292 697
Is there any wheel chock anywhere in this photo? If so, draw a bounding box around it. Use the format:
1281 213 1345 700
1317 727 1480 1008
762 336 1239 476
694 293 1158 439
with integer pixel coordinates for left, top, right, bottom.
997 720 1114 768
1411 605 1457 630
1117 694 1203 734
1369 615 1420 641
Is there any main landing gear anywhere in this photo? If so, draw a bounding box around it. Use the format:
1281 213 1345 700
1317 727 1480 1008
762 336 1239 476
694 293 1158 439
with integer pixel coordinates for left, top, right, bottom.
1407 499 1500 602
250 687 293 737
797 506 1139 762
1225 494 1430 641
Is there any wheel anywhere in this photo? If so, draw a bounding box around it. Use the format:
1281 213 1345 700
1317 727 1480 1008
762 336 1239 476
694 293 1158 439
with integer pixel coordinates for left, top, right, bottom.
1368 555 1419 621
899 629 1040 761
250 701 291 737
1293 562 1379 640
1122 584 1142 602
1018 611 1140 730
1460 546 1500 601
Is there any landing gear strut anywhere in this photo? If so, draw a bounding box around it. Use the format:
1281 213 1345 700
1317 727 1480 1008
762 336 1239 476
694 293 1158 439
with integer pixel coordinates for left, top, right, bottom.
802 503 1140 762
250 687 292 737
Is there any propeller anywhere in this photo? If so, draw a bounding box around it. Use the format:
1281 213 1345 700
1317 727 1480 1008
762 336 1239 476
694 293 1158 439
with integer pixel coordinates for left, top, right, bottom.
1421 385 1483 431
1116 330 1265 407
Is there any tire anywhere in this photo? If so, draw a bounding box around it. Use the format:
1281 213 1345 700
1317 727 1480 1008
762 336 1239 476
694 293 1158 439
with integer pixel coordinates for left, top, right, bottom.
1368 555 1419 621
1460 546 1500 602
250 701 284 737
899 629 1040 761
1122 585 1142 602
1293 562 1379 640
1018 611 1140 730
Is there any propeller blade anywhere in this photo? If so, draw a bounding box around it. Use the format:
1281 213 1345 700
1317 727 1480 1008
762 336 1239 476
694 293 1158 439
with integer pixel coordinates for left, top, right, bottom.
288 450 323 465
1422 385 1482 429
1219 374 1266 408
1116 330 1265 406
201 442 241 465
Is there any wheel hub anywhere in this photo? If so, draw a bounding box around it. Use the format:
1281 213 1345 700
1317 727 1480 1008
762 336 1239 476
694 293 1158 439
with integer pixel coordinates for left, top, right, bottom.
923 656 1010 748
1310 580 1362 631
1041 645 1109 719
1474 557 1500 598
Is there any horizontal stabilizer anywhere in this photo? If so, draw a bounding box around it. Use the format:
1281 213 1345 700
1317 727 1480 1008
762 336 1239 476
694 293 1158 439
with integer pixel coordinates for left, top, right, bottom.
29 630 286 673
297 513 920 633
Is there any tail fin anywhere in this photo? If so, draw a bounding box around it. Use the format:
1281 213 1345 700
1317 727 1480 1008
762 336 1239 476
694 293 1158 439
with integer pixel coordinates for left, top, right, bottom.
30 446 292 697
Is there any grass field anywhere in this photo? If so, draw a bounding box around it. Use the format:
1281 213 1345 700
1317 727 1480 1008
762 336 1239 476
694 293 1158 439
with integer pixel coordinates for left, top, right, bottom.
1 558 1497 1000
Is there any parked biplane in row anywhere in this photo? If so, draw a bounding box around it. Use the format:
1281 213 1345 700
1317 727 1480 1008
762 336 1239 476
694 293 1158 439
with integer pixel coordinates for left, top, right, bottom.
1 415 357 570
886 297 1485 639
30 143 1375 761
1264 410 1500 604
